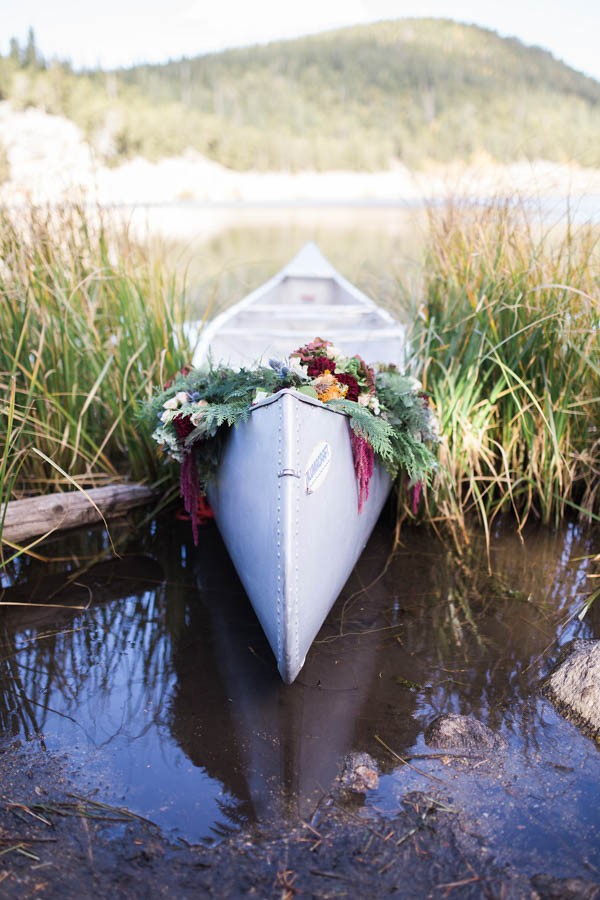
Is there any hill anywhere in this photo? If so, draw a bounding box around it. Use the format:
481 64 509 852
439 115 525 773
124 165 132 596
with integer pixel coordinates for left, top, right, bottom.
2 19 600 172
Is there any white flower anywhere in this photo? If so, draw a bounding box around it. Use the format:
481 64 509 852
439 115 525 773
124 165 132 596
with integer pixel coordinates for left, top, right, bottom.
163 397 180 410
175 391 190 405
328 344 343 360
358 393 370 407
190 401 208 426
288 357 305 378
370 397 381 416
253 389 271 405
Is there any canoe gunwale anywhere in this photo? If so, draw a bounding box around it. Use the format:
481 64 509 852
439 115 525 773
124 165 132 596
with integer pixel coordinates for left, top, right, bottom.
251 387 349 417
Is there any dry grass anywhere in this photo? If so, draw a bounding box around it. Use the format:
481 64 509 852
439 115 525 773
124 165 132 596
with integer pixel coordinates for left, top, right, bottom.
407 201 599 551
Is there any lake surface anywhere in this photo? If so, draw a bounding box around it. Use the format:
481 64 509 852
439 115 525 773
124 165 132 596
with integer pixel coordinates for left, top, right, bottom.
128 196 600 322
1 512 598 880
137 203 430 322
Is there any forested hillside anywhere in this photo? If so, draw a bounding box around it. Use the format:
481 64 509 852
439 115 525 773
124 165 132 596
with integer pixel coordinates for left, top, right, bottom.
2 19 600 171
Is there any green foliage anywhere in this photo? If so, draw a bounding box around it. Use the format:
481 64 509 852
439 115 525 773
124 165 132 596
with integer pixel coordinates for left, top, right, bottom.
2 19 600 169
144 352 439 500
332 380 439 486
408 201 600 547
328 399 397 465
0 205 193 513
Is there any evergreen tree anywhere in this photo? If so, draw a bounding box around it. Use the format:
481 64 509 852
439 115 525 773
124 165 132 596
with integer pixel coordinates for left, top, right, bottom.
23 27 43 69
9 37 20 66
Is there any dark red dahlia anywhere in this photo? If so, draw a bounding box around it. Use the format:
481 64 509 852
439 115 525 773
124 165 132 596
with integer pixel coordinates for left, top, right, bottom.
335 372 360 401
173 414 195 441
307 357 337 377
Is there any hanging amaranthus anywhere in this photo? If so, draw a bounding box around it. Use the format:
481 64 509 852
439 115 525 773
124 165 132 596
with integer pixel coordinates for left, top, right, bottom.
350 429 374 512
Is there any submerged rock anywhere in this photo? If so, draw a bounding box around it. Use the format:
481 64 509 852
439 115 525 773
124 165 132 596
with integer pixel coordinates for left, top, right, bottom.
531 873 600 899
338 751 379 793
543 640 600 740
424 714 507 752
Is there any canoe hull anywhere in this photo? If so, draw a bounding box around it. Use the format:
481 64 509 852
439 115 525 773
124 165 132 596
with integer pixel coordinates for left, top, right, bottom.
207 389 392 683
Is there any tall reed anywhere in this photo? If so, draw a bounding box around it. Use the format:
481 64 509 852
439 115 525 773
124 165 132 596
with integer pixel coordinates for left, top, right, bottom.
0 204 192 510
409 201 600 548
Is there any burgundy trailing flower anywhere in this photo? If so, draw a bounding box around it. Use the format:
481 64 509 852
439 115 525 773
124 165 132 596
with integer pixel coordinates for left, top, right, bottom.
306 356 337 377
350 429 374 513
180 450 201 545
335 372 360 401
411 480 423 515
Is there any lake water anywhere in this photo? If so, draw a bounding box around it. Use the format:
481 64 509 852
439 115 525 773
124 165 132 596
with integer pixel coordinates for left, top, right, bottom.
1 512 598 880
128 196 600 322
136 203 430 323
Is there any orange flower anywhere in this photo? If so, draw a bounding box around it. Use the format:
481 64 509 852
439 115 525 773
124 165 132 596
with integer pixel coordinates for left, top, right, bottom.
313 373 348 402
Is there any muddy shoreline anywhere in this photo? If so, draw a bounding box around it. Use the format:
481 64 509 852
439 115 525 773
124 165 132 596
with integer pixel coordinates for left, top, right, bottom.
0 743 567 899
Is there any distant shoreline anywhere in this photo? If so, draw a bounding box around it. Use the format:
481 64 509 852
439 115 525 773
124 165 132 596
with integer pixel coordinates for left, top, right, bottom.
2 105 600 229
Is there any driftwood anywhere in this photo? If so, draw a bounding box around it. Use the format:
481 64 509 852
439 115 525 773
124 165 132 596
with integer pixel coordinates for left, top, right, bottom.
1 483 156 545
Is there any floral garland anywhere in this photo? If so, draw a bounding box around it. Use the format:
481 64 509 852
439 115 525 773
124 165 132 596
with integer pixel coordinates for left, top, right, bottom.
143 338 439 543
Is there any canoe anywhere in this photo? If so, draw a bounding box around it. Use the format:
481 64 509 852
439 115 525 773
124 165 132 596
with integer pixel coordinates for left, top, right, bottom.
192 243 406 684
191 241 405 369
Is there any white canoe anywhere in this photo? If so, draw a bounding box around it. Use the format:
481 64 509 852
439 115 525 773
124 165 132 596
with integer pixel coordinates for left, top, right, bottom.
196 243 405 683
191 241 405 369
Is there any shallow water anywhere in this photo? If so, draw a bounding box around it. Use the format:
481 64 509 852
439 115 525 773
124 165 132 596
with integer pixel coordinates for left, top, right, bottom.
0 513 599 878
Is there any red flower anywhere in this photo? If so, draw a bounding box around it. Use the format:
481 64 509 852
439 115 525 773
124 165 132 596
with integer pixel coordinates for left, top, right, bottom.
173 414 195 441
335 372 360 401
350 430 374 512
307 357 337 377
163 366 191 390
355 356 376 392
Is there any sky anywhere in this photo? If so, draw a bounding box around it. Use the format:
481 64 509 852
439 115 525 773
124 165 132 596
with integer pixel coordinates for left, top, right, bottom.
1 0 599 82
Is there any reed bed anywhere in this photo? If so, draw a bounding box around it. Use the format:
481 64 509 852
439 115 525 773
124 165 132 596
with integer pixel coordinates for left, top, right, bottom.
0 204 191 517
409 201 600 549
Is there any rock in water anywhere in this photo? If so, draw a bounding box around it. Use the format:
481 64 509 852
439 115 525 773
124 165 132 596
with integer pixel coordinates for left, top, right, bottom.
531 874 600 899
543 640 600 740
424 714 507 752
338 751 379 794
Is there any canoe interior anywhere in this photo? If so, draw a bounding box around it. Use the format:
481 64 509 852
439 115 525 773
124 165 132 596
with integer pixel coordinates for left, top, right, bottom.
191 242 405 368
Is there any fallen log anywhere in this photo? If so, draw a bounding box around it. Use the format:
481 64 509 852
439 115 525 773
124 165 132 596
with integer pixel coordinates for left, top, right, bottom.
1 483 156 545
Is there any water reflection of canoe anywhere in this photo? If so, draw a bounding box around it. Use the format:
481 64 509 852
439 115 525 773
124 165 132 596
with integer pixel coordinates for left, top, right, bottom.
193 243 405 684
174 524 420 825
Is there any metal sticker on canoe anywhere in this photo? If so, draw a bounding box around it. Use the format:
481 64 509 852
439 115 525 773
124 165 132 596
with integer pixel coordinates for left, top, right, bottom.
305 441 331 494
